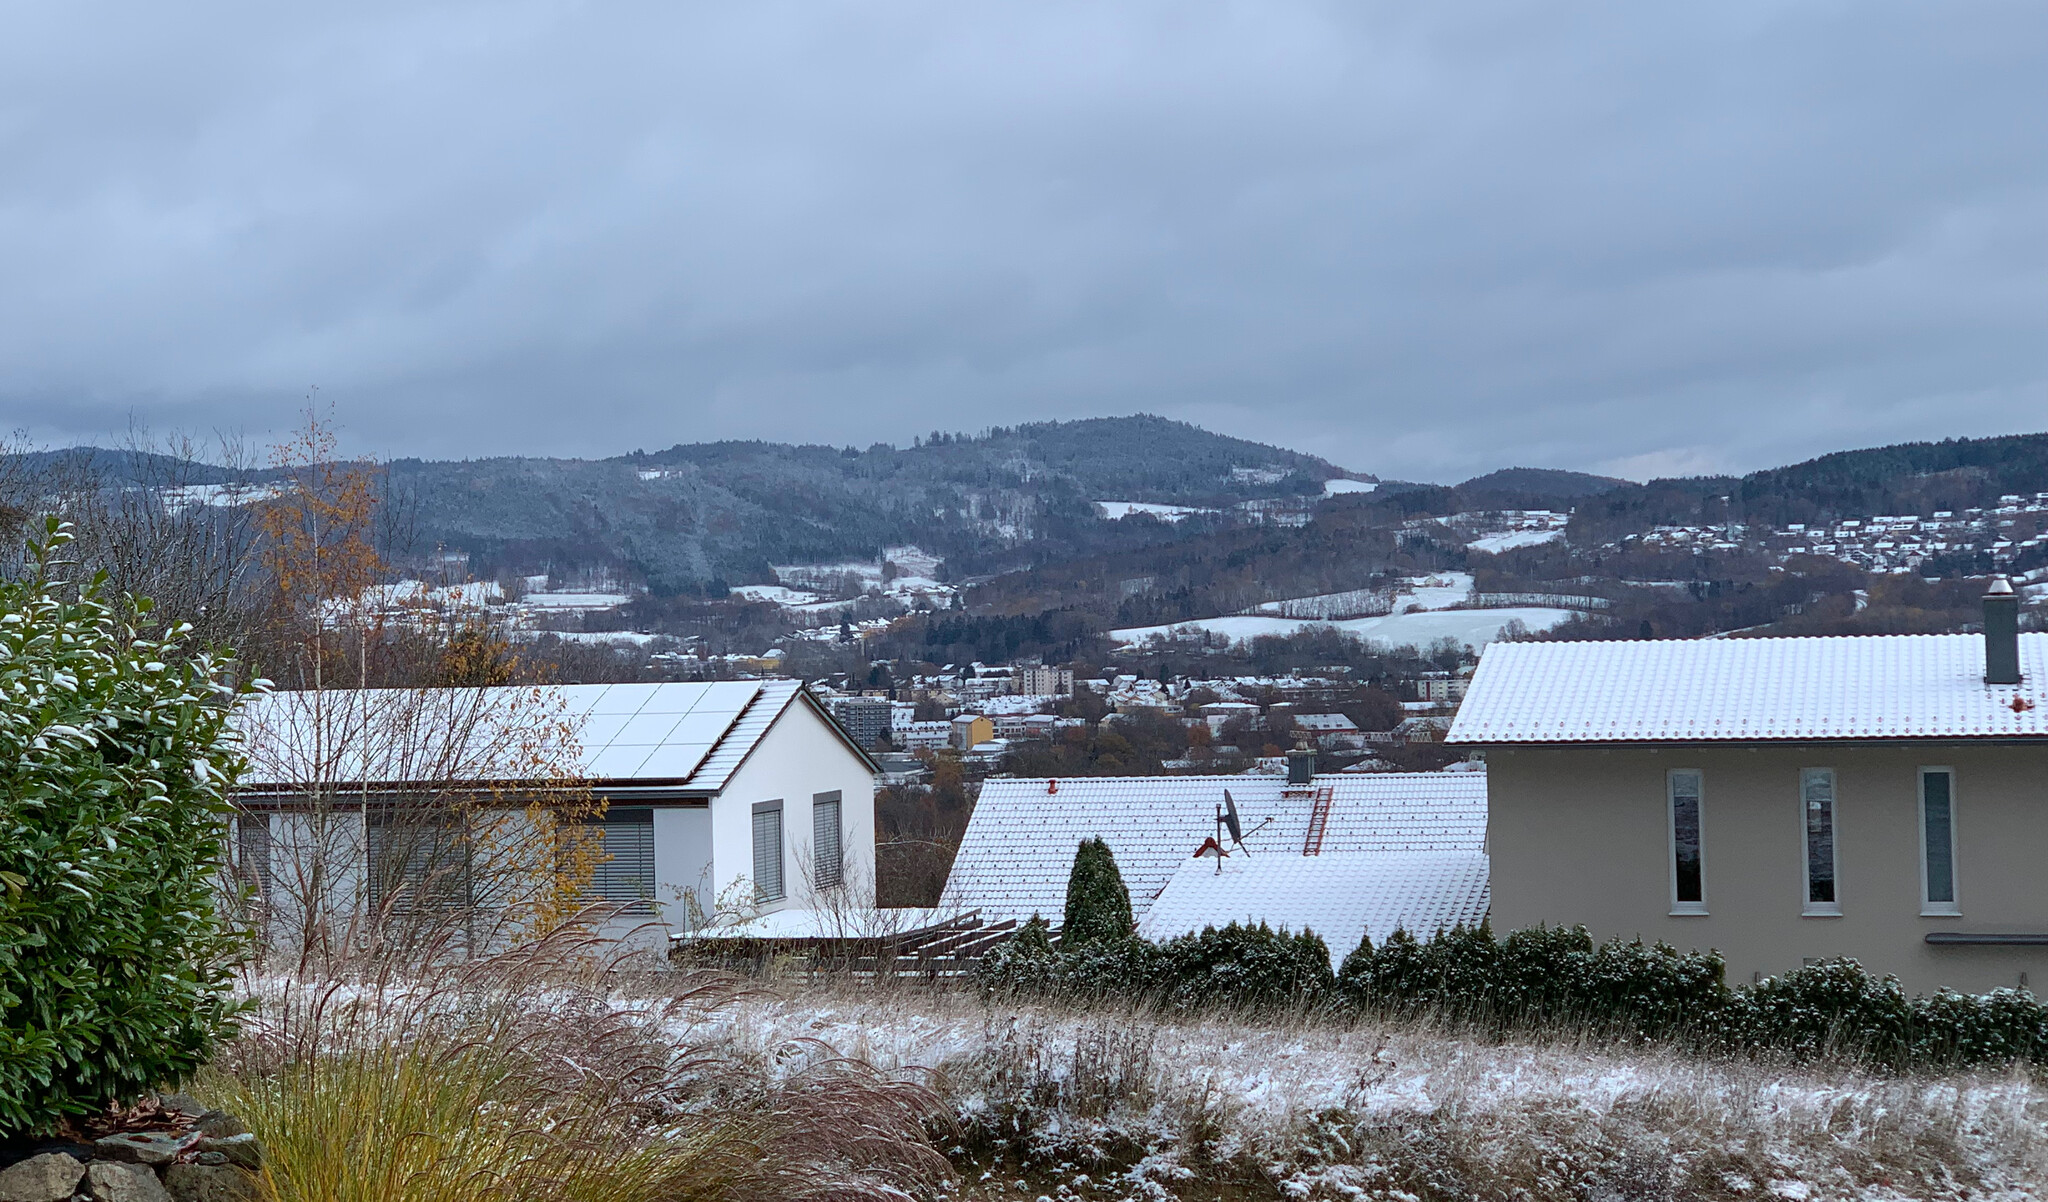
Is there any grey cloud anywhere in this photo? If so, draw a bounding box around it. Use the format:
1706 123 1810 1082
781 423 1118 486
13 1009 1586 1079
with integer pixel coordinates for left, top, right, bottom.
0 1 2041 481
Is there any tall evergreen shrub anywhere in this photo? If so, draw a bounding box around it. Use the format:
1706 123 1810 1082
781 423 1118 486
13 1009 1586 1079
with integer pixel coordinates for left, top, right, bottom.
0 523 248 1134
1061 837 1132 946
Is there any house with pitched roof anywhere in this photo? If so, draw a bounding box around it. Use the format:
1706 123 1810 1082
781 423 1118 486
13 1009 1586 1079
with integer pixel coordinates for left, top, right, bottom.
235 680 878 937
941 757 1490 965
1449 580 2046 993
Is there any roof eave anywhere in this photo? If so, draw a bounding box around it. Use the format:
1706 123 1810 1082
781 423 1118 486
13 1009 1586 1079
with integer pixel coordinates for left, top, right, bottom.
1451 734 2048 749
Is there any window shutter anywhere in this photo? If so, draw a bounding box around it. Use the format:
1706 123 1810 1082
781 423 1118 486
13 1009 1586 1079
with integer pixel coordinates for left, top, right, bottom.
752 804 784 902
237 813 272 898
587 808 656 908
813 794 843 889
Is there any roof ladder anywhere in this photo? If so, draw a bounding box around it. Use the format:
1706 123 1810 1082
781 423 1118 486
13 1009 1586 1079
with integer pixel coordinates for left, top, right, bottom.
1300 785 1336 856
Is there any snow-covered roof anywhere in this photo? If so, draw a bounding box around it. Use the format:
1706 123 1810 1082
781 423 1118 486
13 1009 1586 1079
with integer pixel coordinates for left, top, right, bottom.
1137 851 1491 966
1450 634 2048 745
237 679 829 792
1292 713 1360 732
941 772 1486 924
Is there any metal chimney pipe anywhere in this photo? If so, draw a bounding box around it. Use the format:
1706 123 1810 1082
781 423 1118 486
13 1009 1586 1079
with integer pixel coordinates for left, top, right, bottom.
1984 576 2021 685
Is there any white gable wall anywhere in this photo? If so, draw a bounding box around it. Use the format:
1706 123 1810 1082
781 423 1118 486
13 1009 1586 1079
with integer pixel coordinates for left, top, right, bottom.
711 697 877 913
651 805 714 929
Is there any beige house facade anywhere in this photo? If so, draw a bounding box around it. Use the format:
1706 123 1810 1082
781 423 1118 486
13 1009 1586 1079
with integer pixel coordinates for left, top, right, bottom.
1452 584 2047 994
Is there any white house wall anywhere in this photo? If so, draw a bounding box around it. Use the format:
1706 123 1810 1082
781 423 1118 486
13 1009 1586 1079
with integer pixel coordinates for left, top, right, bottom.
651 804 715 930
713 699 877 913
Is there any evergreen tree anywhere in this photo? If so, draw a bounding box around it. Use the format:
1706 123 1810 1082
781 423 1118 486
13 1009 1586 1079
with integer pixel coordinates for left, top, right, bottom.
1061 837 1132 945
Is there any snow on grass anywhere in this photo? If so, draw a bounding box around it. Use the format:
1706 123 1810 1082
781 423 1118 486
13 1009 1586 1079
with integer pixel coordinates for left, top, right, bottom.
1322 479 1378 497
1468 528 1565 554
684 987 2048 1201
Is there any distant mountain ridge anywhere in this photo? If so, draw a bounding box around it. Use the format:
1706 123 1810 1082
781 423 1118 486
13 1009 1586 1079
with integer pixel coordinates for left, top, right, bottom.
20 422 2048 599
385 415 1351 590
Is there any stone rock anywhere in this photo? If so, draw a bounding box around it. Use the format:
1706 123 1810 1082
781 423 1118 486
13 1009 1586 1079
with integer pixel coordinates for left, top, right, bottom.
0 1152 84 1202
160 1165 261 1202
86 1161 173 1202
187 1137 261 1172
153 1093 206 1117
93 1134 190 1168
192 1153 226 1167
188 1115 246 1142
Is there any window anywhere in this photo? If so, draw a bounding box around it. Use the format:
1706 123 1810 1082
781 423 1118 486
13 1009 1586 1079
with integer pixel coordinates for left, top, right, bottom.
1801 768 1839 916
812 792 843 889
1919 768 1958 916
586 808 656 909
367 813 472 916
237 812 272 900
1667 770 1705 914
752 801 784 903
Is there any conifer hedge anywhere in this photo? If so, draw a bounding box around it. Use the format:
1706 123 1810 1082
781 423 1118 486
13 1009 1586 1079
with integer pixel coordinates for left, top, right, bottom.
0 523 248 1135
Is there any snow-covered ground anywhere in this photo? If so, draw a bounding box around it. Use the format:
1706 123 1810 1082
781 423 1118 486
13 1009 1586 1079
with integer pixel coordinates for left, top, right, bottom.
1322 478 1377 497
1112 606 1579 650
730 584 822 606
685 988 2047 1201
514 591 633 611
1094 501 1216 522
1468 528 1565 554
1118 573 1577 650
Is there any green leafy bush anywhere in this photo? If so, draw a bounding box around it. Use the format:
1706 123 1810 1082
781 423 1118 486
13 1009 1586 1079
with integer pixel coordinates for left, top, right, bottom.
1061 837 1132 946
0 523 248 1135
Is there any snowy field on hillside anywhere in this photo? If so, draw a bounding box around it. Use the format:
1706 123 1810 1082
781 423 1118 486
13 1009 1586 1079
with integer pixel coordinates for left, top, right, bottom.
1322 478 1378 497
1095 501 1217 522
1113 606 1579 650
1469 528 1565 554
680 988 2048 1201
1116 572 1579 650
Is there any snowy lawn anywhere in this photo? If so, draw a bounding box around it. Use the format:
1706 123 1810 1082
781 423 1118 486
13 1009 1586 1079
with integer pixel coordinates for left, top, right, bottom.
676 984 2048 1202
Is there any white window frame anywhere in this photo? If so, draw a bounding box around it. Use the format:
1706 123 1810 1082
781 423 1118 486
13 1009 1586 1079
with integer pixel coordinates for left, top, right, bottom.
752 800 785 903
1918 766 1960 917
1667 769 1707 915
1800 767 1841 917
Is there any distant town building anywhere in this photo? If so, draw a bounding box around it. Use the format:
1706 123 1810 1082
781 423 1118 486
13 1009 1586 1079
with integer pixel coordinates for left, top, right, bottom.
1016 665 1075 697
950 714 994 751
1292 713 1366 752
828 697 893 749
896 721 953 751
1414 673 1472 704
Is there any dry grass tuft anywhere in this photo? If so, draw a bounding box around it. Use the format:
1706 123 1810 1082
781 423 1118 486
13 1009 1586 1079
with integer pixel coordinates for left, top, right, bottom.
207 917 952 1202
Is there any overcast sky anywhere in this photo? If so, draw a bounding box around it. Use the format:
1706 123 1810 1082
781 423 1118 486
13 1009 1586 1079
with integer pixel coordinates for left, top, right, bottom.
1 2 2042 483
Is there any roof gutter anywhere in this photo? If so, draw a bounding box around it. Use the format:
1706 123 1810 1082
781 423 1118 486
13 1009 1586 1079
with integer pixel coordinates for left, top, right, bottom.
1926 932 2048 946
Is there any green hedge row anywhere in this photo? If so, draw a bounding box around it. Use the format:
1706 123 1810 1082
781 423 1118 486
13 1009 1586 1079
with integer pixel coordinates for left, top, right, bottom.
978 916 1335 1013
978 918 2048 1070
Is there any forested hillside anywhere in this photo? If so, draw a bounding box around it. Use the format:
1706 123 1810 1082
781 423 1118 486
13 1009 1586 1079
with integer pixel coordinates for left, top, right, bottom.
1570 432 2048 543
386 415 1350 591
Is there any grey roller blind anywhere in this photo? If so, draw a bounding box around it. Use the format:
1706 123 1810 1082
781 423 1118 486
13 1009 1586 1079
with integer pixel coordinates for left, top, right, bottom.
752 803 784 902
813 793 843 889
588 808 656 908
237 813 272 898
367 813 472 915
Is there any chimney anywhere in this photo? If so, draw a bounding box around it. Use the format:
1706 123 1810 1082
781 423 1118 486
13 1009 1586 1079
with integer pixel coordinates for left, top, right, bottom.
1983 576 2021 685
1286 738 1316 785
